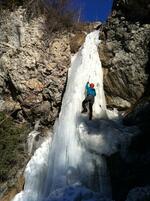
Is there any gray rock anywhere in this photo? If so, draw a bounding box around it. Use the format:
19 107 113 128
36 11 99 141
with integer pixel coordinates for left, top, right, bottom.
126 186 150 201
31 101 51 120
99 12 150 109
0 8 71 125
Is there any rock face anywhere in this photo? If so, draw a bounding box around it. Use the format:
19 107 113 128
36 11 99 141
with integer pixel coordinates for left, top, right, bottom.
70 21 102 54
0 8 71 200
0 175 25 201
103 1 150 201
70 32 86 53
0 8 71 125
99 1 150 110
113 0 150 23
107 98 150 201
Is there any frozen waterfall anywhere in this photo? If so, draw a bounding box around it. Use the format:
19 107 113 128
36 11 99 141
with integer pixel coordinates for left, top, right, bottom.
42 30 111 198
12 30 126 201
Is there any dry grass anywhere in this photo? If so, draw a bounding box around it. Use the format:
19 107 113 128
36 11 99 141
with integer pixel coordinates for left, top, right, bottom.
0 0 77 31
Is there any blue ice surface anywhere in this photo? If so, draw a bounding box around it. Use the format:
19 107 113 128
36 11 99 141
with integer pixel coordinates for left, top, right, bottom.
46 184 113 201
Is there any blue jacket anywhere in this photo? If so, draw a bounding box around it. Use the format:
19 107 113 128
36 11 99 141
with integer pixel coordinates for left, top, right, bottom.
86 83 96 97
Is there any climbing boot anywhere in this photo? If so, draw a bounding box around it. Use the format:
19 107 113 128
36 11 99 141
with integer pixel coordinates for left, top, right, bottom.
81 109 88 113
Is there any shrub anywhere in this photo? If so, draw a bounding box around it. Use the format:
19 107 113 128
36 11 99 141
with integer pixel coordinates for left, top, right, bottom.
24 0 76 30
0 0 26 9
0 112 29 182
0 0 77 30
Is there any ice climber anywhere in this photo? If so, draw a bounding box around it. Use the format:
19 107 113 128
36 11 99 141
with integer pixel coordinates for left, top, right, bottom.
81 82 96 120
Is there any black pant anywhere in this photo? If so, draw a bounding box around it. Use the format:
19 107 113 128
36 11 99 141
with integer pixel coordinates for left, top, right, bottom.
82 95 94 120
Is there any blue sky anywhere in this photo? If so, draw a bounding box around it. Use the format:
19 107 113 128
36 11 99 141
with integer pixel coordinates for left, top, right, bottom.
71 0 113 22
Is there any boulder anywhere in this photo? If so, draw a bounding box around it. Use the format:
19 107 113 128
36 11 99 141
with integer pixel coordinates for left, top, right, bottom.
25 79 44 92
0 99 21 113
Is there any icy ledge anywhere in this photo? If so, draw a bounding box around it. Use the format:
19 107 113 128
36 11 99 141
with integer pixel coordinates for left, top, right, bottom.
43 183 113 201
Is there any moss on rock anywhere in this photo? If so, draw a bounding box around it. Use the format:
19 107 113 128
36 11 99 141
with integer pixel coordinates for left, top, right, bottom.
0 112 30 183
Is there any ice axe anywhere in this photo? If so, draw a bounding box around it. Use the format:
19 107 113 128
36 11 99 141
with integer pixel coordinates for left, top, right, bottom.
88 75 91 83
